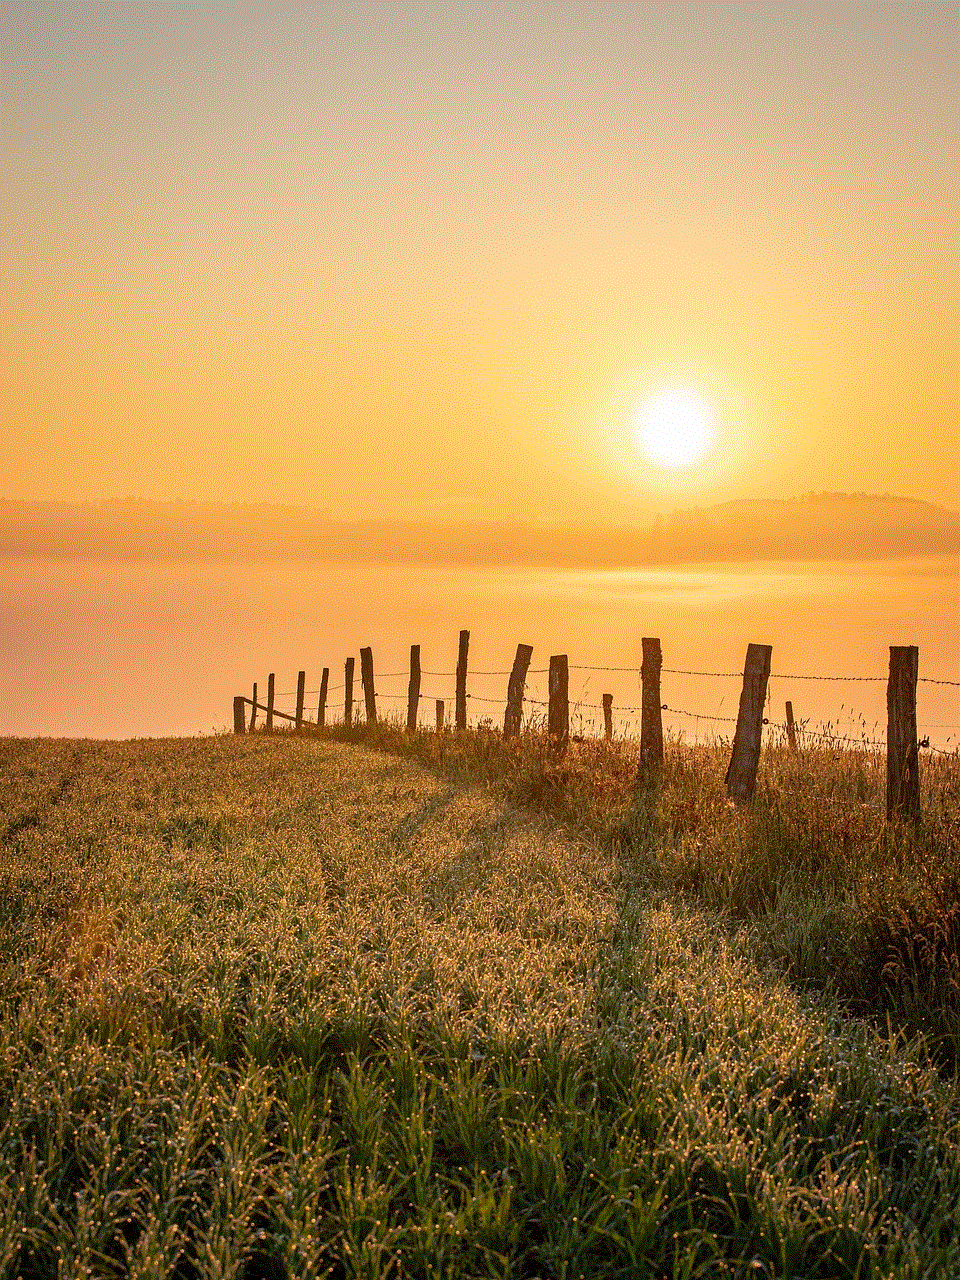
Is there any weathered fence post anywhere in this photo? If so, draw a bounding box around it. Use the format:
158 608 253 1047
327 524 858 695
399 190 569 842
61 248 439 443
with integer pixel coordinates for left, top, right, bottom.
295 671 305 731
548 655 569 750
360 647 377 724
317 668 329 728
886 645 920 823
407 644 421 733
344 657 354 727
640 637 664 770
503 644 534 739
249 682 258 732
725 643 772 803
456 629 469 731
436 699 444 732
785 700 798 750
266 673 275 732
602 693 613 743
233 697 246 734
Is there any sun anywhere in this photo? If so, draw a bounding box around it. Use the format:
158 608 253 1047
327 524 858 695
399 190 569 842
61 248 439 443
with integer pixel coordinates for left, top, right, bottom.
633 386 718 470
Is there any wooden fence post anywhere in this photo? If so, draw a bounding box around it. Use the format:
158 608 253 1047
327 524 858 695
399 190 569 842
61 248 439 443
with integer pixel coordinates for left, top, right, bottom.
456 629 469 731
725 643 772 803
233 696 246 734
436 699 444 732
249 682 258 732
886 645 920 823
407 644 421 733
317 668 329 727
602 694 613 743
548 655 569 750
266 673 275 732
503 644 534 739
640 637 664 770
295 671 305 731
785 701 798 750
360 647 377 724
344 657 354 728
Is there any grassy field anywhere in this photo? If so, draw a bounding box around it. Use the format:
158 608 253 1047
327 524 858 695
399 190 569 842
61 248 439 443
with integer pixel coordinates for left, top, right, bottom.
2 733 959 1278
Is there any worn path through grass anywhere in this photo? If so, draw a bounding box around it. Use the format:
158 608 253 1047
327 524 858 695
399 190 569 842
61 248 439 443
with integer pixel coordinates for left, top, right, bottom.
1 735 958 1278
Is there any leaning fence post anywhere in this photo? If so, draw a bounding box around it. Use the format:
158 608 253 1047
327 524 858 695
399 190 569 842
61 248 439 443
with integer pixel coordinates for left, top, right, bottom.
602 693 613 742
436 699 444 732
725 643 772 803
456 629 469 731
640 637 664 770
249 682 258 732
785 700 798 750
548 655 569 750
407 644 421 733
503 644 534 739
360 647 377 724
295 671 306 731
886 645 920 823
317 668 329 727
233 696 246 734
344 657 354 727
266 673 275 732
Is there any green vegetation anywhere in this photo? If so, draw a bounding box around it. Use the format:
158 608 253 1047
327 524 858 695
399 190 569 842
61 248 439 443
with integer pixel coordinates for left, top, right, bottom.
324 717 960 1071
2 733 959 1278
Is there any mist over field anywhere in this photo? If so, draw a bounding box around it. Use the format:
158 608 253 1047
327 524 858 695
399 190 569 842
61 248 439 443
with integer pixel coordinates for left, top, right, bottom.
2 552 956 745
2 493 957 567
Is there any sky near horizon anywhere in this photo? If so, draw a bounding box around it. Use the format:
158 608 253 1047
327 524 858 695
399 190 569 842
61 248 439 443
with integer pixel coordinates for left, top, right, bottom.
2 2 958 525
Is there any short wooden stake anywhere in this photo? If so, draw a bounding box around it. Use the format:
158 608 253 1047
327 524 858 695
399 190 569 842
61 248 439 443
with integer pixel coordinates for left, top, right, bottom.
249 682 258 732
503 643 534 739
640 637 664 770
317 668 329 727
785 700 798 750
295 670 305 731
725 643 772 804
886 645 920 823
266 672 276 732
436 699 444 732
602 693 613 742
548 655 569 750
456 629 469 731
360 646 377 724
344 657 354 728
407 644 421 734
233 696 246 734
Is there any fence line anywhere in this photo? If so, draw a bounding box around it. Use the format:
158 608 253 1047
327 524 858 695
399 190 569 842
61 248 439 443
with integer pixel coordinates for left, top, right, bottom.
236 635 958 822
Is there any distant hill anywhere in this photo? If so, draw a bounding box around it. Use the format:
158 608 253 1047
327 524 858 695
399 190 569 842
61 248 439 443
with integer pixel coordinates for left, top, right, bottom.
638 493 960 564
0 493 957 567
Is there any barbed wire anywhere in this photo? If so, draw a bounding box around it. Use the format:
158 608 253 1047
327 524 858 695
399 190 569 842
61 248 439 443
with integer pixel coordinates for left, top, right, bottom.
663 703 739 724
252 651 958 752
421 668 550 677
769 673 884 683
273 667 958 694
789 728 886 751
269 700 957 756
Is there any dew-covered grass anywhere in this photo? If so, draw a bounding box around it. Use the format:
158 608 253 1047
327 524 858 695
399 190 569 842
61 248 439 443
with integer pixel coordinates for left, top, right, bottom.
1 735 958 1278
320 716 960 1072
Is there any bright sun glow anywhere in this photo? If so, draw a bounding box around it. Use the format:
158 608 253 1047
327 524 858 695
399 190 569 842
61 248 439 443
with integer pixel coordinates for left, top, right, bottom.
634 387 718 470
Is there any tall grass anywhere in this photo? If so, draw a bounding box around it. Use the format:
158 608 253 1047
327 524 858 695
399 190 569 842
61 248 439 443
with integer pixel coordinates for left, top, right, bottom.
317 716 960 1070
1 735 958 1278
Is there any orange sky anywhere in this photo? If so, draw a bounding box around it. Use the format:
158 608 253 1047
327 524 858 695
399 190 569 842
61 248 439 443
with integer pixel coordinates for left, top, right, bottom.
2 2 958 524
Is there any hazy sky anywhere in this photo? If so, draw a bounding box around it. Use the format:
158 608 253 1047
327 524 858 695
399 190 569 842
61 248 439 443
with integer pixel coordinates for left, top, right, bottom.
3 2 958 523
